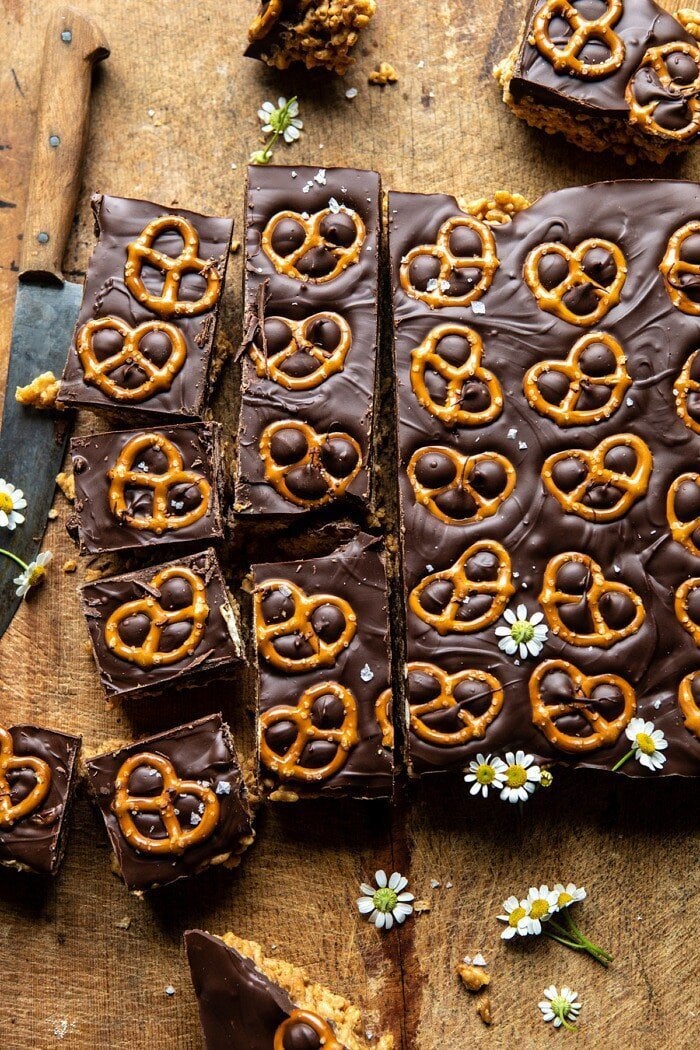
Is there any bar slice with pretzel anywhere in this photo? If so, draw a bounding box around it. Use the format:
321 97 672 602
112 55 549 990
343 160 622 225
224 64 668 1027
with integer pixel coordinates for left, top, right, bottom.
245 0 377 75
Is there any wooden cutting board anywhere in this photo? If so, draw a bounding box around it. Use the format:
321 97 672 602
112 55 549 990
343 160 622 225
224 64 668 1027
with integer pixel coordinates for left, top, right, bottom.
0 1 697 1047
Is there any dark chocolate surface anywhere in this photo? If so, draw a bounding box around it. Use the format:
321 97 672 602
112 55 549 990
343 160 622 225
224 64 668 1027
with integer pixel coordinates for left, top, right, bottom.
245 0 300 62
70 421 224 555
389 180 700 778
86 715 252 892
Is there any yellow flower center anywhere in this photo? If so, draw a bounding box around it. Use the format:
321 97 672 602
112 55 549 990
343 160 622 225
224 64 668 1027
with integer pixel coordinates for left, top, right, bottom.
506 765 527 788
28 565 46 586
635 732 656 756
557 892 572 907
475 762 496 785
530 899 550 920
509 906 527 927
0 492 13 513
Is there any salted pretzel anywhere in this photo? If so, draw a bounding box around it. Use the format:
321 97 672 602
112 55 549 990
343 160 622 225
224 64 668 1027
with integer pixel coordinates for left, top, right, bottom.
532 0 625 78
660 221 700 315
107 432 211 534
124 215 221 318
112 751 220 855
529 659 636 754
410 323 504 427
259 682 360 782
259 420 362 508
523 332 631 427
541 433 653 523
254 579 357 673
674 349 700 432
524 238 627 326
262 207 366 283
409 540 514 636
539 552 645 649
248 0 283 41
76 316 187 402
0 726 51 828
406 662 504 747
374 688 394 749
675 577 700 642
274 1010 344 1050
667 471 700 555
678 671 700 738
104 566 209 669
627 42 700 141
249 311 351 390
407 446 516 526
399 215 499 308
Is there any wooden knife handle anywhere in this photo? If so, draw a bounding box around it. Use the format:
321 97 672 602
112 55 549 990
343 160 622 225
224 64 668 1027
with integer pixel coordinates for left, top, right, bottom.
20 6 109 282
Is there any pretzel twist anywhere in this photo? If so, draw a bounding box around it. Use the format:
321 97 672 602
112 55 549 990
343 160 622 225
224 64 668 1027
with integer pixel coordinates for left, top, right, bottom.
0 726 51 829
409 540 514 636
410 323 504 427
107 433 211 535
667 471 700 556
259 682 360 782
674 349 700 432
104 566 209 669
678 671 700 738
262 208 366 283
661 221 700 314
274 1010 344 1050
406 662 504 747
675 577 700 642
124 215 221 318
524 238 627 326
523 332 631 426
249 311 352 390
542 433 653 523
255 579 357 673
399 215 499 308
532 0 625 78
529 659 636 753
407 446 516 525
112 752 220 855
76 317 187 402
259 420 362 508
248 0 283 41
627 42 700 141
374 688 395 749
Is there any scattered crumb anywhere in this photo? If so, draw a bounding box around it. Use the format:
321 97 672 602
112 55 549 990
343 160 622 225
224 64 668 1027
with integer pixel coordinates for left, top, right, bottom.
368 62 398 85
457 963 490 992
413 899 431 914
462 190 531 226
114 916 131 930
84 569 103 583
165 984 175 997
56 471 75 502
48 509 58 520
429 878 441 889
230 239 241 254
477 995 493 1026
345 87 358 99
15 371 61 409
62 559 77 574
269 787 300 803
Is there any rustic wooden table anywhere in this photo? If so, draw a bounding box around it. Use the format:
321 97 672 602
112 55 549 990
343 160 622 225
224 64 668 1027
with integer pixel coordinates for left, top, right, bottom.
0 1 698 1047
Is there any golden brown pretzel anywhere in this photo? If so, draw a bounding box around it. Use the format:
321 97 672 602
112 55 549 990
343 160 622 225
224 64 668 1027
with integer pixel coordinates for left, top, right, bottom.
248 0 283 41
104 566 209 669
409 540 514 636
399 215 499 308
262 208 366 283
274 1010 344 1050
112 752 220 855
678 671 700 738
661 221 700 314
374 688 394 749
76 316 187 403
674 349 700 432
627 42 700 141
523 331 631 426
259 420 362 508
524 238 627 326
254 579 357 673
539 552 645 648
249 311 351 390
532 0 625 78
0 726 51 829
529 659 636 754
124 215 221 318
675 577 700 642
542 433 652 523
407 445 516 525
259 682 360 783
410 322 504 427
667 471 700 555
107 433 211 534
407 662 504 746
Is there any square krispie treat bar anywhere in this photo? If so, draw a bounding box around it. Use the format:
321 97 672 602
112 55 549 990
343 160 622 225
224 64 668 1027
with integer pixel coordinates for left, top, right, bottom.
495 1 700 162
0 722 81 875
85 714 253 893
245 0 376 74
185 930 394 1049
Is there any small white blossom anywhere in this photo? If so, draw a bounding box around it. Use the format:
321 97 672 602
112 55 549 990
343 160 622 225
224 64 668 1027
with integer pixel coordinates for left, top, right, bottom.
500 750 541 803
538 986 581 1029
498 895 530 939
495 604 548 659
357 870 414 931
552 882 586 911
625 718 667 771
252 97 303 163
13 550 53 598
464 753 507 798
523 885 559 934
0 479 27 531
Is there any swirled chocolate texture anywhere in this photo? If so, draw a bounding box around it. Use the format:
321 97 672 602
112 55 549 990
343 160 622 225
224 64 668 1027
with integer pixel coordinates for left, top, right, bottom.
389 180 700 778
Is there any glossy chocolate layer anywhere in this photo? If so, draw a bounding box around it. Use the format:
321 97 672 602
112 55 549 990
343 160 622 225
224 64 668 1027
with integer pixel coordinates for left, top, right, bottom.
86 715 252 892
389 180 700 778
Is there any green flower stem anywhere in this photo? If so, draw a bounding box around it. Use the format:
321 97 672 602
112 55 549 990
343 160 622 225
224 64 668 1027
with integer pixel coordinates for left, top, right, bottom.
562 910 613 961
612 749 634 772
0 548 28 571
547 916 611 967
544 930 586 950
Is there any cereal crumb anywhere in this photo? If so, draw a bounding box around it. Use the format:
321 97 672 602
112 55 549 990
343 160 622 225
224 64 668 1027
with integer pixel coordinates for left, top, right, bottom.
230 239 241 254
477 995 493 1025
48 509 58 520
15 371 61 409
56 471 75 502
84 568 104 583
457 963 490 992
413 899 431 913
114 916 131 930
368 62 398 85
62 559 77 574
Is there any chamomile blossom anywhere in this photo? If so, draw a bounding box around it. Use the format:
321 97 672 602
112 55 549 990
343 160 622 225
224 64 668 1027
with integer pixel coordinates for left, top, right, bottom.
523 885 559 934
0 479 27 531
538 986 581 1030
13 550 53 598
500 750 542 803
252 97 303 163
357 870 414 931
495 604 548 659
464 753 507 798
498 883 612 965
625 718 668 771
498 895 530 939
552 883 586 911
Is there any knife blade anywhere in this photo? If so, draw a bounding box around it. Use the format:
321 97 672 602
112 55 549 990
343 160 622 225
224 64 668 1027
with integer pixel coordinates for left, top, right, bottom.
0 7 108 638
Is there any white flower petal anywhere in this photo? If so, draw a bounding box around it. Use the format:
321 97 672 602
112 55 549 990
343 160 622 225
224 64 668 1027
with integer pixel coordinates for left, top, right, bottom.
358 897 374 914
375 869 387 887
360 883 375 896
516 604 527 620
503 609 516 624
530 611 544 624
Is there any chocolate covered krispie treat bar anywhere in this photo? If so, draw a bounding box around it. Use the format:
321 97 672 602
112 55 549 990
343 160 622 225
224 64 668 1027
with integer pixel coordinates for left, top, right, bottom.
245 0 376 74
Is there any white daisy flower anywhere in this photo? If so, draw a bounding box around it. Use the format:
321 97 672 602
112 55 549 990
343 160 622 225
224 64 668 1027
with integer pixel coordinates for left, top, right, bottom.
500 750 542 803
0 479 27 531
552 883 586 911
625 718 667 771
538 985 581 1030
357 870 414 931
495 603 548 659
13 550 53 598
497 895 531 939
464 753 507 798
523 885 559 934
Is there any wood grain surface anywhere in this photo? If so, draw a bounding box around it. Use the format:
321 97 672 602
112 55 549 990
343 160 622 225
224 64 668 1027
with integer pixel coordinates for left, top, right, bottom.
0 1 698 1048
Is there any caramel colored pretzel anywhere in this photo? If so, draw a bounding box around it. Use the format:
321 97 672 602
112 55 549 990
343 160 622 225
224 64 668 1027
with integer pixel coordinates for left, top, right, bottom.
532 0 624 78
667 471 700 555
259 420 362 508
675 577 700 643
678 671 700 738
124 215 222 318
530 659 636 754
399 215 499 308
409 540 514 636
274 1010 344 1050
627 42 700 141
254 579 357 673
410 323 504 427
540 552 645 649
542 433 652 523
112 752 220 855
523 332 631 427
107 433 211 534
660 221 700 315
76 316 187 403
407 662 504 747
0 726 51 829
259 682 360 782
407 446 516 525
249 311 351 390
675 349 700 432
262 208 366 283
104 566 209 669
375 688 394 749
248 0 283 41
524 238 627 327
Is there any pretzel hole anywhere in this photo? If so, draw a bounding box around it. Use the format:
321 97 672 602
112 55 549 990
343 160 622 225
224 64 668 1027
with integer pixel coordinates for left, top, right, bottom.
91 327 127 362
264 720 297 757
581 482 624 510
150 226 186 256
562 283 601 317
158 576 194 611
690 676 700 704
598 591 637 629
469 459 509 499
555 560 592 594
310 603 348 643
299 740 341 769
307 316 343 351
434 488 479 520
407 668 441 703
269 428 309 466
576 37 613 67
179 272 210 303
556 599 596 636
408 254 442 291
159 621 199 653
167 483 206 516
281 1021 323 1050
685 583 700 625
122 486 154 518
271 634 316 661
133 445 171 473
685 390 700 426
318 212 358 248
448 226 484 258
466 550 502 581
260 588 295 624
414 451 457 488
3 769 42 807
602 444 638 474
418 579 456 615
538 669 625 734
676 235 700 298
319 437 360 478
269 218 306 256
126 764 163 795
579 342 617 375
666 50 700 85
443 268 483 299
551 455 588 492
296 246 337 280
427 681 496 735
673 478 700 522
115 612 152 647
454 594 496 623
537 252 570 290
285 466 330 502
434 331 473 365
